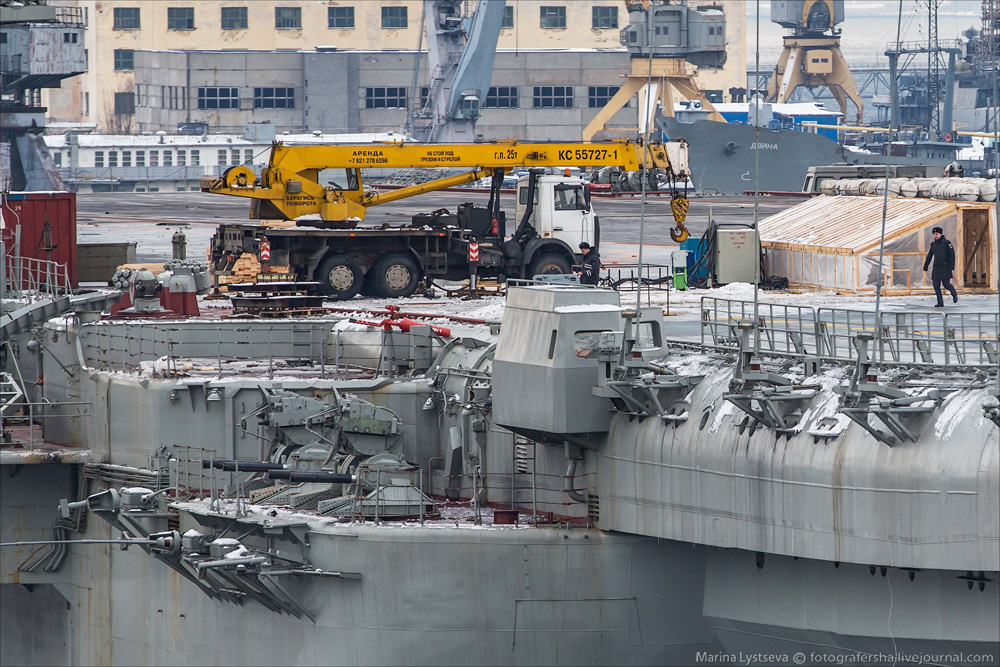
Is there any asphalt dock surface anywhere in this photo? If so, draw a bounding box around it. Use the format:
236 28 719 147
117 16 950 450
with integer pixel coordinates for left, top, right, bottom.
75 190 803 263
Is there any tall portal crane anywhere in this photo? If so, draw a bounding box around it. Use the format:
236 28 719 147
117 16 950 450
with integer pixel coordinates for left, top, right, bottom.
583 0 729 141
406 0 506 143
764 0 863 124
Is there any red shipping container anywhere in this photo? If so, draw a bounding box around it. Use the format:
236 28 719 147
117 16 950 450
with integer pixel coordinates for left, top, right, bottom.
1 191 78 288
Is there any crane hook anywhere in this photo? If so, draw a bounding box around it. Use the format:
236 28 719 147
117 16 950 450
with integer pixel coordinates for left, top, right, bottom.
669 223 689 243
669 192 690 242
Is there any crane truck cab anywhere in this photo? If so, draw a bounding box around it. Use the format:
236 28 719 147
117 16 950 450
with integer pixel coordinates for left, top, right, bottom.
510 173 597 276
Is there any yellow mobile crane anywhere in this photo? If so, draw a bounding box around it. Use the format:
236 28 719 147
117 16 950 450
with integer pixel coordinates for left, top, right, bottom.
203 138 690 299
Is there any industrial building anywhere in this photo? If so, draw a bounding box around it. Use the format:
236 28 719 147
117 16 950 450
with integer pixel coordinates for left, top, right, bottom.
131 47 649 140
43 0 746 134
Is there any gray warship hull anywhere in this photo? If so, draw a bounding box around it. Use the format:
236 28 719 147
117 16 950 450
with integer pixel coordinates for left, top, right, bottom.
659 118 968 194
1 516 993 666
2 284 998 666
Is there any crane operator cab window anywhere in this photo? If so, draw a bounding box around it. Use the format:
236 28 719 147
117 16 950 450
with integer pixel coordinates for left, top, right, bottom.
320 168 360 192
554 183 589 211
518 183 539 206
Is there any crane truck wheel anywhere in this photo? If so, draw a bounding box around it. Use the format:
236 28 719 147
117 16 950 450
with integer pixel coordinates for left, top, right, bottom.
316 254 364 300
529 253 571 278
368 253 421 298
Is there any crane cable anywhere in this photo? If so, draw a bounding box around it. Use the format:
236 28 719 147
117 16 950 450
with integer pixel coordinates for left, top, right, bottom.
752 0 761 353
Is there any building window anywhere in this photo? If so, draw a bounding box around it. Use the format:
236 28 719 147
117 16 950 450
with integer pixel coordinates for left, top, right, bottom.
244 149 254 163
114 49 134 71
150 150 159 167
190 150 200 166
419 86 429 107
588 85 621 108
275 7 301 29
113 7 141 30
167 7 195 30
122 151 132 167
539 6 566 29
0 34 6 44
94 151 104 167
63 32 79 43
533 86 573 108
230 149 240 165
254 87 295 109
365 87 407 109
114 92 135 115
221 6 247 30
108 151 118 167
217 149 227 165
163 151 173 167
136 150 145 167
198 87 239 110
485 86 518 109
381 6 407 29
53 152 62 167
328 6 354 28
177 149 186 166
501 6 513 28
592 6 618 29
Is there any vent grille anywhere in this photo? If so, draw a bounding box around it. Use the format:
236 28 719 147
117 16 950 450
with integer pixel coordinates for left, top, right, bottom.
514 437 531 474
587 494 600 522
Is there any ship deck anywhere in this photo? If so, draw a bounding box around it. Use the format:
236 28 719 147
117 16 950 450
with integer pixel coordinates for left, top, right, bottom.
0 423 92 464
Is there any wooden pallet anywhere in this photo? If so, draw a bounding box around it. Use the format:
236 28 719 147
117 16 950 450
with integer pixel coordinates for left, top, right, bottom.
254 307 330 318
432 279 506 299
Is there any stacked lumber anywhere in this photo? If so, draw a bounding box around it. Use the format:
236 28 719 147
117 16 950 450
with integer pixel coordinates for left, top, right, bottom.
215 253 290 291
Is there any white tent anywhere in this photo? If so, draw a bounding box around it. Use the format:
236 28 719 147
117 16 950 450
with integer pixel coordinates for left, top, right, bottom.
759 195 997 293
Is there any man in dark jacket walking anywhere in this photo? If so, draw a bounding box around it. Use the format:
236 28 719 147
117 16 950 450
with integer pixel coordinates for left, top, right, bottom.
923 226 958 307
576 242 601 286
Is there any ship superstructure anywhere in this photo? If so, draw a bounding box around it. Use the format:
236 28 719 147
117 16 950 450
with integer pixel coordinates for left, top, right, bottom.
1 278 997 665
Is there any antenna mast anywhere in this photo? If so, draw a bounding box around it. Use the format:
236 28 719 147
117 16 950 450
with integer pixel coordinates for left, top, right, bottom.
927 0 943 133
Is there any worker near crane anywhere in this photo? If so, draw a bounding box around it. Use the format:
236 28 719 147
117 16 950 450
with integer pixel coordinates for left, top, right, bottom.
923 226 958 307
576 242 601 286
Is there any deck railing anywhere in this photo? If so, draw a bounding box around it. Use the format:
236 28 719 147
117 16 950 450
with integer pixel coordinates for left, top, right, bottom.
701 297 999 367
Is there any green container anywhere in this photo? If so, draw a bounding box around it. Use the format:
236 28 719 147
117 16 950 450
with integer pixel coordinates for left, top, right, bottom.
672 269 687 291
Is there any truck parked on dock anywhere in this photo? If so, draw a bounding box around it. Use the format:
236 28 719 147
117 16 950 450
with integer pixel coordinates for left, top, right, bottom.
203 139 689 299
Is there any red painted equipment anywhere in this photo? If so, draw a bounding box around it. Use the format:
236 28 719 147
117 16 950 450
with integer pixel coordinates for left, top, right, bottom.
350 317 451 337
1 191 78 287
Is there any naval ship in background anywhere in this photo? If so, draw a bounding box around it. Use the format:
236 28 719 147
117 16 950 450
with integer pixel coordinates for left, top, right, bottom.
660 100 975 194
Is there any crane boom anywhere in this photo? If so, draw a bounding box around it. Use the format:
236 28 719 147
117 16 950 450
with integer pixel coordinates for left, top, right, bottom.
409 0 507 143
200 139 689 225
